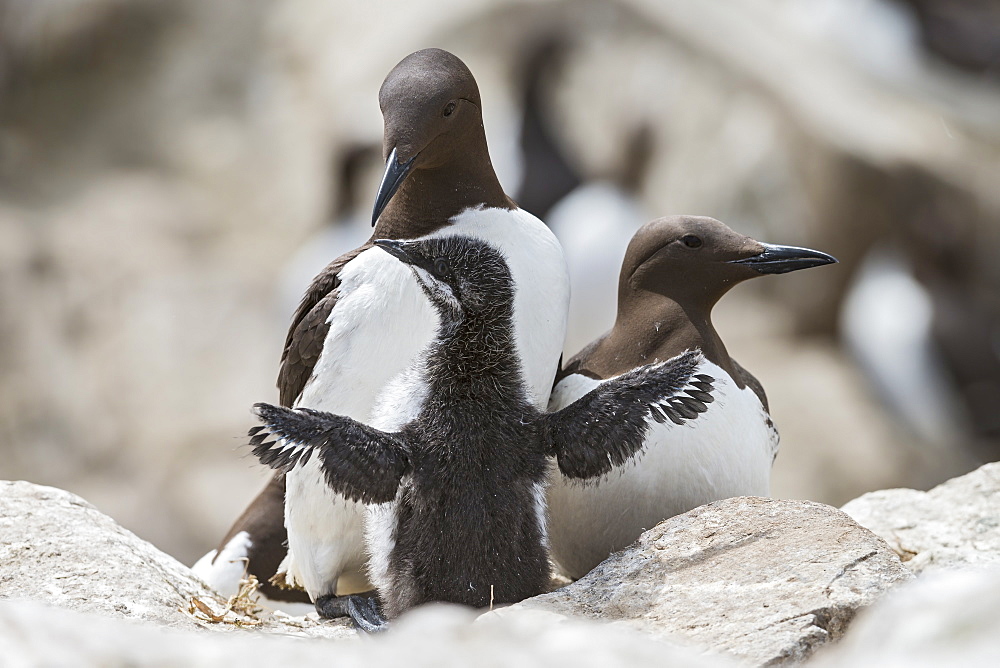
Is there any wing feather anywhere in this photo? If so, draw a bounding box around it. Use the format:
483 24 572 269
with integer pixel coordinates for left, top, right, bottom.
542 350 715 480
250 402 409 505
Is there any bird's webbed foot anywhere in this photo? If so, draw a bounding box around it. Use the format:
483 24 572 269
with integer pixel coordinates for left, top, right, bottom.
315 592 388 633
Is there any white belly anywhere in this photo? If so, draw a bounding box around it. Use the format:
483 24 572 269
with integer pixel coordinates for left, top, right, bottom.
284 206 569 599
285 249 435 598
546 359 778 579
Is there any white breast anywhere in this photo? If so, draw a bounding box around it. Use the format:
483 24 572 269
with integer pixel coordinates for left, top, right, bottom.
284 246 439 598
285 205 569 599
427 205 570 407
546 358 778 579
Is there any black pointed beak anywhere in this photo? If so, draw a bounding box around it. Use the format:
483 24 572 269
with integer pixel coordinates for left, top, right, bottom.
730 243 838 274
373 238 414 265
372 147 416 226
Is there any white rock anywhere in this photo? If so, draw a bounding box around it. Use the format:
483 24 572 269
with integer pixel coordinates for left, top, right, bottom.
0 597 735 668
841 462 1000 574
0 480 928 666
0 598 338 668
0 480 352 639
811 567 1000 668
502 496 912 666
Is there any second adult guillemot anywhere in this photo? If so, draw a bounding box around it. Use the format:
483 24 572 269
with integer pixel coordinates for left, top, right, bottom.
250 236 715 631
547 215 837 579
195 48 570 616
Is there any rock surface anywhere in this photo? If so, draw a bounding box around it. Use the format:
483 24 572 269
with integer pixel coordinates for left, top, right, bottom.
0 601 736 668
841 462 1000 574
0 481 934 666
0 480 736 667
0 480 352 639
498 496 912 666
812 567 1000 668
0 591 734 668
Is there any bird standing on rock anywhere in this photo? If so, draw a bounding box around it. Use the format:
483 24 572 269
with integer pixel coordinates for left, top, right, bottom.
194 48 570 617
547 215 838 579
250 236 716 631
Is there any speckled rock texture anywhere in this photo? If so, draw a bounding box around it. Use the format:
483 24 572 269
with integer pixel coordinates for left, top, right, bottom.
498 496 912 666
0 482 943 667
0 480 352 639
841 462 1000 574
0 592 736 668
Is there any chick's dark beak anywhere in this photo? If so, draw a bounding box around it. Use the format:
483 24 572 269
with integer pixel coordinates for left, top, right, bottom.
373 238 414 265
730 242 838 275
372 147 416 226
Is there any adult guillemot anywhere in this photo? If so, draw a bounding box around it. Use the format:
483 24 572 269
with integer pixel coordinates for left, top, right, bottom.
196 48 570 616
546 215 837 579
249 236 715 631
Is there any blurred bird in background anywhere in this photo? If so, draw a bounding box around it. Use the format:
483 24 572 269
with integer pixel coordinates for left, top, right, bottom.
277 143 382 318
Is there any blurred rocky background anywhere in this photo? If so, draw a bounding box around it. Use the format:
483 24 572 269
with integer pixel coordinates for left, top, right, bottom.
1 0 998 566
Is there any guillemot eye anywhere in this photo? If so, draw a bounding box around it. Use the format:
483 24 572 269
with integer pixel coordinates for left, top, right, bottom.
432 257 451 277
442 101 457 117
681 234 703 249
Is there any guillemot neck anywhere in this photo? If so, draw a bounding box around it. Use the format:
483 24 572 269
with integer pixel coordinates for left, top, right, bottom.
375 134 513 239
609 291 741 384
428 309 522 387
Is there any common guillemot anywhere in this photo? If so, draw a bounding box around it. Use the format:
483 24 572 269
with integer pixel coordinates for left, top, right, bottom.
249 236 715 631
195 48 570 617
546 215 837 579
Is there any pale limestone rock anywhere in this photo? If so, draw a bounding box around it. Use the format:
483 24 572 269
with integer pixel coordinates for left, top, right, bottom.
0 598 736 668
0 481 932 665
499 496 911 666
841 462 1000 574
0 480 352 639
811 567 1000 668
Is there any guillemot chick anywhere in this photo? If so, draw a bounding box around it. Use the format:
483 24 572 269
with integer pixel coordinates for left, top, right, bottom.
249 236 715 631
196 48 570 616
547 215 838 579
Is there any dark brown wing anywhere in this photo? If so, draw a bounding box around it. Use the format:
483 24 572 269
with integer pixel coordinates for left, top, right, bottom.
277 243 371 407
554 336 606 385
731 358 769 412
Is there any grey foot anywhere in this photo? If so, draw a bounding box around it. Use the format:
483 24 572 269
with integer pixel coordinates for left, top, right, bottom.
315 593 388 633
